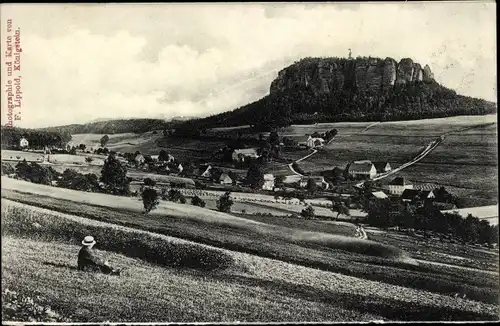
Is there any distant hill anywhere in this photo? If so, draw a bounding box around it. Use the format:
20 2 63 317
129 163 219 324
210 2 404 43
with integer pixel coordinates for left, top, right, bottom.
178 56 497 131
38 119 171 135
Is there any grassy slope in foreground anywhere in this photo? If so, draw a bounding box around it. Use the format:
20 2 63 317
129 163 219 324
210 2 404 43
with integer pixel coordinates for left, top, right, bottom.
2 183 499 305
2 200 498 322
0 177 408 261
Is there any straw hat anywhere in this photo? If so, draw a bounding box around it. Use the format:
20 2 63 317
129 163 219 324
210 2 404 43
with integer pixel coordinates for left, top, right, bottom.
82 235 96 246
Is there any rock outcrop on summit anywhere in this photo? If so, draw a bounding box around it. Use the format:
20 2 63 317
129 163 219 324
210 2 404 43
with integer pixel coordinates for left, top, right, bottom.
270 57 434 95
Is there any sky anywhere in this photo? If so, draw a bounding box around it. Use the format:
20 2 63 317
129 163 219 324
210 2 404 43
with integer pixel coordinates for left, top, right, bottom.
1 2 496 128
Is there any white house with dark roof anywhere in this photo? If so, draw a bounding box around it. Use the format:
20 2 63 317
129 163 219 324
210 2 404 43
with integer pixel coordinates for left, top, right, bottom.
19 137 29 149
348 160 377 180
299 176 329 190
262 173 275 190
373 161 392 175
386 177 414 195
219 173 233 185
232 148 259 162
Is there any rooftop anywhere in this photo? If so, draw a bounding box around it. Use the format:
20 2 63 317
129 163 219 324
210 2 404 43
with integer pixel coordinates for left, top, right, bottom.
349 161 374 173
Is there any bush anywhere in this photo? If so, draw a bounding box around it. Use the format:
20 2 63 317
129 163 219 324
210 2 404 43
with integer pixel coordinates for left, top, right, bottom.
15 161 54 185
166 189 185 203
2 288 69 322
216 191 233 213
143 178 156 187
1 162 15 175
2 203 234 271
85 156 93 163
58 169 100 192
191 195 206 208
301 205 315 219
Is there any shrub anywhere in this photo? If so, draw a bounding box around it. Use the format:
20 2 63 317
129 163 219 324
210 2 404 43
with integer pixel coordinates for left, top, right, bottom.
143 178 156 187
216 191 233 213
1 162 15 175
301 205 315 219
166 189 185 203
142 188 159 213
58 169 100 192
15 161 54 185
85 156 93 163
2 289 69 322
2 203 234 271
191 195 206 208
179 196 186 204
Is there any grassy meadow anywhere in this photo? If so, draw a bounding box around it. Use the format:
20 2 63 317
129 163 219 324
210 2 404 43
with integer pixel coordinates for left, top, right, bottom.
2 199 499 322
2 179 499 306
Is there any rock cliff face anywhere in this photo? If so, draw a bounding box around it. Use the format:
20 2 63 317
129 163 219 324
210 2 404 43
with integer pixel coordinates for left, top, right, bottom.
270 56 434 95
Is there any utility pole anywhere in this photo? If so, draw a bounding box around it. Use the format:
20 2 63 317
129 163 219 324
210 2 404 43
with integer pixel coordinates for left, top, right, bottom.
348 48 352 59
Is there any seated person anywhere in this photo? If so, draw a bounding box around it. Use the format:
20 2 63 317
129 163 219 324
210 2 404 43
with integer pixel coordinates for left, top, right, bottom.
78 236 121 275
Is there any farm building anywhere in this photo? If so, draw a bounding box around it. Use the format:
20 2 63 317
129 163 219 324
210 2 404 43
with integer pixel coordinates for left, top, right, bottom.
373 161 391 175
134 154 145 165
401 189 435 202
177 163 183 173
371 191 389 199
200 165 212 178
219 173 233 185
232 148 260 162
385 177 414 195
262 173 275 191
347 160 377 180
19 137 29 149
299 176 329 190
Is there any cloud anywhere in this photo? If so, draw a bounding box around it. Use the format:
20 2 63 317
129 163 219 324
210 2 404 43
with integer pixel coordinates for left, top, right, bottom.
1 2 496 128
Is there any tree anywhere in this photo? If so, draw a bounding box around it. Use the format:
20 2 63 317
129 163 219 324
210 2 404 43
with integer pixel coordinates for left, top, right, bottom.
301 205 315 219
274 175 285 189
306 178 318 195
144 178 156 187
1 162 15 175
246 163 264 189
331 200 350 219
102 147 109 155
166 189 184 202
58 169 100 192
100 154 130 195
142 188 159 213
191 195 206 208
269 131 280 146
85 156 94 163
217 191 233 212
100 135 110 147
69 146 77 155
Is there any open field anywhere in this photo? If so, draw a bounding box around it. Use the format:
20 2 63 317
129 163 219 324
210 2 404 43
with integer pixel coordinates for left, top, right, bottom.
3 200 498 322
1 150 45 162
2 179 499 306
293 115 497 207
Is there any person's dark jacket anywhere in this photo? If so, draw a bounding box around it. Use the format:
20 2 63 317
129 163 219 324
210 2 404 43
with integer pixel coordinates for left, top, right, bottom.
77 246 114 273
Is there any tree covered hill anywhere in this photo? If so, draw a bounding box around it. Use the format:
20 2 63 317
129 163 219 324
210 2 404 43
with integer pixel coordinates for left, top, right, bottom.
37 119 167 135
177 56 497 131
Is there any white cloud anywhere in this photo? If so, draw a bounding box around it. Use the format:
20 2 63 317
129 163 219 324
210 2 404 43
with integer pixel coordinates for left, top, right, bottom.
1 2 496 128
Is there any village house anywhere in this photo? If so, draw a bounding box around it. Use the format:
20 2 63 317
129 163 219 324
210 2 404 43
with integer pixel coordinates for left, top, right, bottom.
200 165 212 178
177 163 183 173
299 176 329 190
19 137 29 149
371 191 389 200
219 173 233 185
134 153 145 166
373 161 392 175
401 189 435 202
347 160 377 180
262 173 275 191
232 148 259 162
386 177 414 195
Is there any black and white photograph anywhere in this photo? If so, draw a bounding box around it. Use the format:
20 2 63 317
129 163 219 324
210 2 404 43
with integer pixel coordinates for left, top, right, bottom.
1 2 498 323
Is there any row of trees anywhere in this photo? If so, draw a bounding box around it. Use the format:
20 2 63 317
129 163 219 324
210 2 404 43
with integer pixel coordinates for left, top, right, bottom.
1 127 72 150
366 198 498 245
